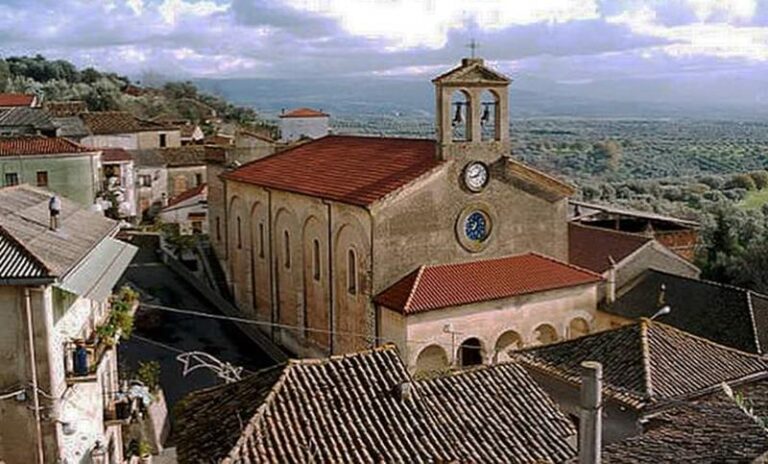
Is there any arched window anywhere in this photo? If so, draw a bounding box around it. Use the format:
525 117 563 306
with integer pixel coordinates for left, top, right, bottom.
312 239 321 281
258 223 265 258
236 217 242 249
480 89 500 141
533 324 559 346
569 318 590 339
451 90 471 142
493 330 522 363
283 230 291 268
415 345 449 373
347 249 357 295
458 337 483 367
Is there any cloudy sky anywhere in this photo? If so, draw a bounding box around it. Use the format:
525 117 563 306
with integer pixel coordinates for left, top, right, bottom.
1 0 767 83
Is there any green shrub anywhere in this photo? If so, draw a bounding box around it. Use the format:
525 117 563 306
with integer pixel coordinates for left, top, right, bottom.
750 171 768 190
136 361 161 392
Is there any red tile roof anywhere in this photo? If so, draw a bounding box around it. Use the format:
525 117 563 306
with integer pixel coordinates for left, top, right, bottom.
165 183 207 208
375 253 602 314
101 148 133 162
222 135 442 207
0 137 95 157
0 93 35 107
279 107 329 118
569 223 651 274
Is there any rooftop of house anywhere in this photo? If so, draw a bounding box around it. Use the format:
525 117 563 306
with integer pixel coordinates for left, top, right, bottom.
0 93 36 107
598 379 768 463
0 136 96 157
570 199 699 230
375 252 602 315
513 320 768 409
0 185 118 279
50 116 89 138
163 183 207 209
279 107 329 118
131 146 207 168
568 223 652 274
0 107 55 130
101 148 133 163
80 111 174 135
175 345 576 464
603 269 768 355
43 100 87 117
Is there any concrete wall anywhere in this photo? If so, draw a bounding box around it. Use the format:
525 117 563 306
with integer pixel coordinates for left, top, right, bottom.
0 153 100 206
616 242 699 290
103 160 137 218
83 130 181 150
136 166 168 217
379 283 599 371
280 117 329 142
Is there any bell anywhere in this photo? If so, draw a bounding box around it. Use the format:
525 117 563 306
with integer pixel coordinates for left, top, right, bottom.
481 103 491 125
452 103 464 126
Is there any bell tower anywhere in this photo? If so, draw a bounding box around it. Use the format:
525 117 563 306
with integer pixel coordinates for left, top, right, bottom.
433 57 511 161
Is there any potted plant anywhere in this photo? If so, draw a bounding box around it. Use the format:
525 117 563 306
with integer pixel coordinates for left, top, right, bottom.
138 440 152 464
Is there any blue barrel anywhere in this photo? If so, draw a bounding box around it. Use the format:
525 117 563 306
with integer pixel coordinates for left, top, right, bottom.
73 345 88 376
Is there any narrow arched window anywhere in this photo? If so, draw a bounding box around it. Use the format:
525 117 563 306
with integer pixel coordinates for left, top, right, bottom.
347 249 357 295
312 239 321 281
258 223 265 258
284 231 291 269
236 217 242 249
216 216 221 241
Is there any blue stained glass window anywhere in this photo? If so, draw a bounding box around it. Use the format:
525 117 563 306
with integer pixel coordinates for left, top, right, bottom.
464 211 489 242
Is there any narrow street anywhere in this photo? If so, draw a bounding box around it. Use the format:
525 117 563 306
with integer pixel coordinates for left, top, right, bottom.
117 235 277 419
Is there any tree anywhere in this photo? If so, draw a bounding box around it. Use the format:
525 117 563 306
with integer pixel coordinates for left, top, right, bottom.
726 173 757 191
749 170 768 190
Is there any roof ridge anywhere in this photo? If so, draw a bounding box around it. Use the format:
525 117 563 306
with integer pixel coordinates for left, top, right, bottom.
528 251 605 280
649 318 768 361
569 222 653 242
746 292 762 354
650 268 765 297
403 267 426 313
639 319 655 400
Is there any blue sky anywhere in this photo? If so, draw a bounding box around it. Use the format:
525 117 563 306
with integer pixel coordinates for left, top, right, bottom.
1 0 767 82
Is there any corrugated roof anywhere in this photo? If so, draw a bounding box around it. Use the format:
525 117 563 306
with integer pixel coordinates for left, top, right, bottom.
0 226 50 280
0 185 117 277
0 93 36 107
175 345 576 464
58 237 137 301
569 223 651 274
375 253 602 315
0 107 55 130
514 320 768 409
279 107 329 118
0 136 95 157
223 135 442 207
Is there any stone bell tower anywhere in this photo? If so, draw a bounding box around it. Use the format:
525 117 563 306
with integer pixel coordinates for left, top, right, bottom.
432 57 511 162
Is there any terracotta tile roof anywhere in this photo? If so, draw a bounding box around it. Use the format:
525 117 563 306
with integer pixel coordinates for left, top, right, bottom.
0 136 95 157
0 185 117 277
599 386 768 463
375 253 602 315
0 93 36 107
223 135 442 207
160 145 207 167
175 345 576 464
279 107 329 118
203 134 234 146
164 183 206 208
80 111 171 135
101 148 133 163
604 269 768 355
569 223 651 274
43 100 87 117
513 320 768 409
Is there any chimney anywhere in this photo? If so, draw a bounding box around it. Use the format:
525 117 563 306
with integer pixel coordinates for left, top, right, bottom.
605 257 617 304
397 381 413 402
579 361 602 464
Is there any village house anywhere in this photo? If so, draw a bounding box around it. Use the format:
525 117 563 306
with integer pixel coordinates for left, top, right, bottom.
79 112 181 150
101 148 138 220
278 107 330 142
0 107 57 137
0 137 101 207
175 344 577 464
0 185 138 464
159 183 208 235
0 93 40 109
512 319 768 444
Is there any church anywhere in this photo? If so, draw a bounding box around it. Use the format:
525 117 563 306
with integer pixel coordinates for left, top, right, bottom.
210 57 610 372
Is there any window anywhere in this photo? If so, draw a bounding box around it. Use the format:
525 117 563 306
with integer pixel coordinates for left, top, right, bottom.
36 171 48 187
159 133 167 148
4 172 19 187
195 173 203 187
347 249 357 295
312 239 321 281
283 231 291 268
236 217 242 249
216 217 221 241
139 175 152 187
258 223 265 258
192 221 203 234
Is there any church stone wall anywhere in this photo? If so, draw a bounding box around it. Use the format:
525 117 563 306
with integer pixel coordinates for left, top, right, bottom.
371 158 569 294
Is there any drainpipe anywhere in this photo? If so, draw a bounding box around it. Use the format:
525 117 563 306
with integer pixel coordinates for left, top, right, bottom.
579 361 602 464
24 287 45 464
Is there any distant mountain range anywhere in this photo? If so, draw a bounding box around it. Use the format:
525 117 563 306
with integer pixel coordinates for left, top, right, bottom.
194 71 768 121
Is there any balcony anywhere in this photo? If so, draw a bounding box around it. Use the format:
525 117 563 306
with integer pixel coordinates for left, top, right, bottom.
104 393 137 426
64 339 111 384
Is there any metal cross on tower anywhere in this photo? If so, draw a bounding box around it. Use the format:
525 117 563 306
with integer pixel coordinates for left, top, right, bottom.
466 38 480 58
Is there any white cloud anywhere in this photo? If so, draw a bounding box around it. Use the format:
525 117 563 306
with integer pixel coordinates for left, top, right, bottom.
685 0 756 22
126 0 144 16
158 0 228 25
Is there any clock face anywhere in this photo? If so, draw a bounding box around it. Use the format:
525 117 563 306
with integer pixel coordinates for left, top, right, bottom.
463 162 489 192
464 211 489 242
